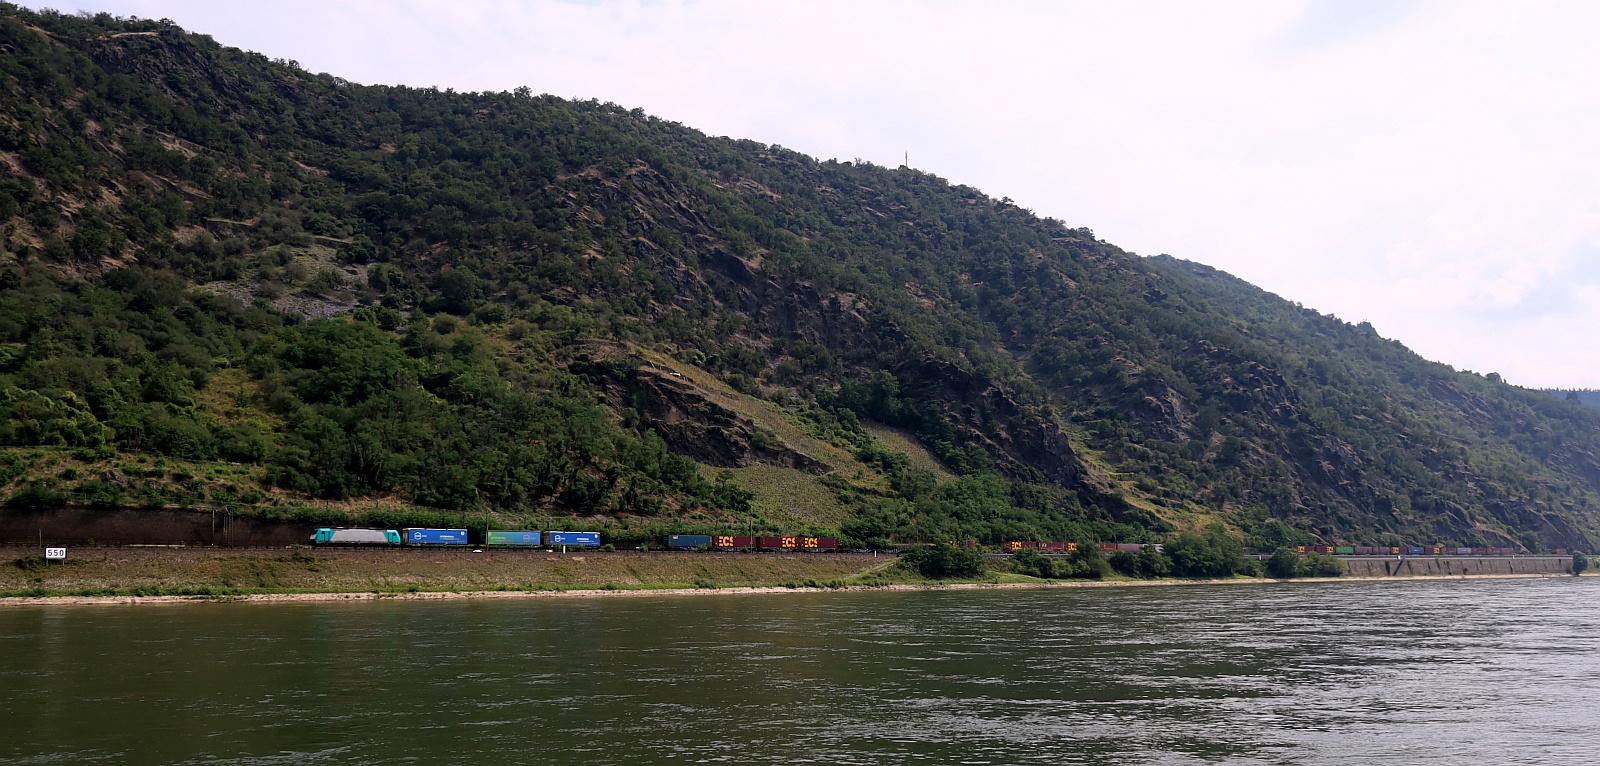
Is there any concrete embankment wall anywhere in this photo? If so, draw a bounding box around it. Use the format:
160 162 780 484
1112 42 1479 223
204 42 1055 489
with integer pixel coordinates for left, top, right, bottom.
1339 555 1572 577
0 508 314 547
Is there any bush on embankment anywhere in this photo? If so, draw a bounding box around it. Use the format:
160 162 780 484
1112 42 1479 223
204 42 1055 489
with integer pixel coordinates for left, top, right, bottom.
1265 547 1347 578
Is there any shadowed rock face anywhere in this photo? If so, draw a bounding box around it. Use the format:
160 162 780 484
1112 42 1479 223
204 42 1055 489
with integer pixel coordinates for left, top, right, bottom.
576 358 827 475
897 357 1078 486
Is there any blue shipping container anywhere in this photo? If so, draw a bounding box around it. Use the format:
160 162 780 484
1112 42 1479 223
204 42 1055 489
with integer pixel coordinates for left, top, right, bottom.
665 535 712 549
1406 546 1426 555
486 530 541 546
404 528 470 545
547 531 601 547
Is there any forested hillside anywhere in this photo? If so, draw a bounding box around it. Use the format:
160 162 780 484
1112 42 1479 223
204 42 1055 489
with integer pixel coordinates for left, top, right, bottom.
3 6 1598 550
1546 390 1600 412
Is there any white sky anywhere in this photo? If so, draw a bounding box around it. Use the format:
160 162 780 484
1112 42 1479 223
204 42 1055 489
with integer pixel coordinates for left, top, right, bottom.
23 0 1600 387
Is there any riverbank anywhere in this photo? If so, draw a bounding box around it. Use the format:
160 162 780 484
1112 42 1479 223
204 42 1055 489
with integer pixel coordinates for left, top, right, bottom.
0 546 897 599
0 544 1583 607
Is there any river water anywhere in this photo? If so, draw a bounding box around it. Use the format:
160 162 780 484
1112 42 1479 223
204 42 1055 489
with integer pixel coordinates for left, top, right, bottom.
2 578 1597 764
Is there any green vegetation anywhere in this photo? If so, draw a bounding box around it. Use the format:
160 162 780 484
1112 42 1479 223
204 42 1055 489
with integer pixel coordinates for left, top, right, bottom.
1165 524 1251 577
1009 545 1112 580
1265 547 1346 578
1574 551 1588 576
900 542 986 579
0 5 1598 554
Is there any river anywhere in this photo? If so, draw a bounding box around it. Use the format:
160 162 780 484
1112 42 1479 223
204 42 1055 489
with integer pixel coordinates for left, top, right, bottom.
2 578 1597 764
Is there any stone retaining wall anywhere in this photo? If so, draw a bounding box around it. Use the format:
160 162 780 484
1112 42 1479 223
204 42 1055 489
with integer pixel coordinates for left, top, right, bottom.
1338 555 1572 577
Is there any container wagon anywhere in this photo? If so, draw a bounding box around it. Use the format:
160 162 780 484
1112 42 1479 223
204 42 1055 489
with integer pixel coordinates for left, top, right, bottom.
486 530 542 547
547 531 601 548
403 528 470 546
799 537 839 551
664 535 712 550
712 535 755 551
311 528 400 545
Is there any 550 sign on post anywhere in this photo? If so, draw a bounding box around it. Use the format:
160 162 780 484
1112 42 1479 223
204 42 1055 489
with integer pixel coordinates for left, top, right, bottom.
44 547 65 561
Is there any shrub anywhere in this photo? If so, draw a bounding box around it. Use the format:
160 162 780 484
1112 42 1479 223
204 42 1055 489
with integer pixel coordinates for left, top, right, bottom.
1299 553 1345 577
1063 545 1111 580
1011 547 1053 578
1574 551 1588 576
6 482 65 511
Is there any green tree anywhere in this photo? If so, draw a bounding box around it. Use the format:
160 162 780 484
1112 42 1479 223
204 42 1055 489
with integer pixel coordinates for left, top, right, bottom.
1265 547 1299 579
904 541 986 579
1167 524 1246 578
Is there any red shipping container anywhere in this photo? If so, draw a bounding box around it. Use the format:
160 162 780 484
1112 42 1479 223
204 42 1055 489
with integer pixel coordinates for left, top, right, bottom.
758 536 800 550
1097 543 1117 552
1115 543 1144 553
711 535 755 550
1353 546 1374 555
799 537 839 551
1003 541 1024 552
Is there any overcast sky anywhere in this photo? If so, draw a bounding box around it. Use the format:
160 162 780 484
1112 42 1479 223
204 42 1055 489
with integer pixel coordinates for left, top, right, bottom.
23 0 1600 387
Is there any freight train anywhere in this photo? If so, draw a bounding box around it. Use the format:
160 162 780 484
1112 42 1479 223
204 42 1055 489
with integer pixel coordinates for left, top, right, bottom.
662 535 839 551
310 528 839 551
1002 541 1524 556
1002 542 1164 554
1296 545 1518 555
310 528 600 547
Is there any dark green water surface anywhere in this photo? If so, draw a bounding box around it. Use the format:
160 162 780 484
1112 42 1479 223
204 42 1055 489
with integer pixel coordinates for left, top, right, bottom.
3 578 1598 764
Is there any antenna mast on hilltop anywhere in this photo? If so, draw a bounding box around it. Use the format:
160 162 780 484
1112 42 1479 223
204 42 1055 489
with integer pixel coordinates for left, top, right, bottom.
904 151 909 168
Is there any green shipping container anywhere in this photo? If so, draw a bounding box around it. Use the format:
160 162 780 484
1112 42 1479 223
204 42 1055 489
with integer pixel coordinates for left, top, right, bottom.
1335 546 1354 554
486 530 542 546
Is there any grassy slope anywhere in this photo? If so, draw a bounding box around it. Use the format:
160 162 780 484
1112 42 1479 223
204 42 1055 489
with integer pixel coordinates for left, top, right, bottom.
0 548 903 596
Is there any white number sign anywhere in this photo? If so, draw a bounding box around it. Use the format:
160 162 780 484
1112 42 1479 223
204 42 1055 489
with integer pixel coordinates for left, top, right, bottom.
44 547 66 560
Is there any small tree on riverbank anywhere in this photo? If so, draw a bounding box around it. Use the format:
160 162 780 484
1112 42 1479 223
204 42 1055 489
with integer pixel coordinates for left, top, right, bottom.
1265 547 1299 578
1574 551 1589 576
1167 524 1247 577
1298 552 1345 577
